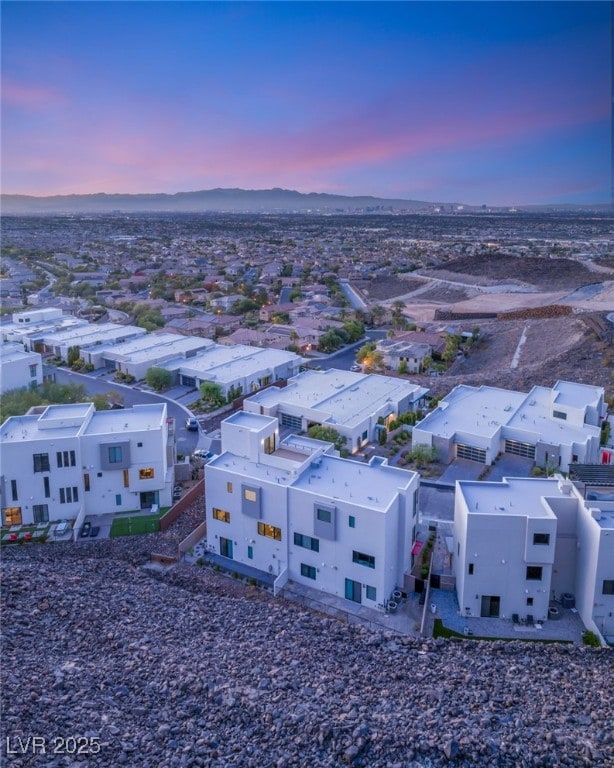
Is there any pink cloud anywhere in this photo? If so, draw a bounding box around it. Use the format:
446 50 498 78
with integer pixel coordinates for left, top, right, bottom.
2 78 67 110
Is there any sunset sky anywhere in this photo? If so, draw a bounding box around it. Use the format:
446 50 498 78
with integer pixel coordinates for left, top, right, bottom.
1 1 610 206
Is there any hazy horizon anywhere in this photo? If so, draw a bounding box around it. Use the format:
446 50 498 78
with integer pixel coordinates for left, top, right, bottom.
1 2 610 207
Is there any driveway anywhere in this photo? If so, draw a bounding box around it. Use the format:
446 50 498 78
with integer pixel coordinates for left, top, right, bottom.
438 458 484 484
483 454 534 482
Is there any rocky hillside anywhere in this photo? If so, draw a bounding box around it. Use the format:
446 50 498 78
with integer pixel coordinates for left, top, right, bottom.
1 542 612 768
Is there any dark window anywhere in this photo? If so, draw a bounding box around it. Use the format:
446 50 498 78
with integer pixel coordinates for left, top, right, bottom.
526 566 543 581
553 410 567 420
43 477 50 498
137 442 143 447
316 507 332 524
352 550 375 569
108 446 123 463
33 453 50 473
526 597 534 606
59 488 65 504
603 580 614 595
300 563 316 580
348 515 356 528
366 585 376 601
33 504 49 523
294 532 319 552
533 533 550 545
115 494 121 506
247 545 253 560
56 450 75 468
10 480 17 501
84 474 90 492
468 563 474 575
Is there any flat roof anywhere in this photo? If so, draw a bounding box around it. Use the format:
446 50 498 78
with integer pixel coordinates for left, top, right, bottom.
552 380 603 409
40 322 145 347
508 386 600 445
291 455 416 511
101 333 212 362
458 477 567 518
247 369 428 428
167 344 303 382
82 403 167 435
225 411 277 431
0 343 39 363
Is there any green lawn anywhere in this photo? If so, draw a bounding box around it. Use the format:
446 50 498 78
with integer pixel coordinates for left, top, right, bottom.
110 514 161 537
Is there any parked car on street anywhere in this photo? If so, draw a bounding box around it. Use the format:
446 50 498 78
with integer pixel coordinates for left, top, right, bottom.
185 417 199 431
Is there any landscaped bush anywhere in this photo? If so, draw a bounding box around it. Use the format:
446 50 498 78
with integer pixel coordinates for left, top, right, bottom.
582 630 600 647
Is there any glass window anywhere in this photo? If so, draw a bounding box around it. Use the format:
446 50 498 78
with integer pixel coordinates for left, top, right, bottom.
316 507 331 523
33 453 50 473
247 545 254 560
33 504 49 523
468 563 474 575
244 489 257 502
553 410 567 420
348 515 356 528
84 474 90 492
352 551 375 569
10 480 18 501
123 469 130 488
293 532 319 552
300 563 316 580
115 494 122 506
533 533 550 545
139 468 154 479
226 482 233 493
257 522 282 541
366 585 376 601
526 566 543 581
212 508 231 523
2 507 22 526
603 580 614 595
108 446 123 463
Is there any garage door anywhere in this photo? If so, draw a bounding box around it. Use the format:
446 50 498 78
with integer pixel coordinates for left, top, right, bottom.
456 444 486 463
504 439 535 459
280 412 302 430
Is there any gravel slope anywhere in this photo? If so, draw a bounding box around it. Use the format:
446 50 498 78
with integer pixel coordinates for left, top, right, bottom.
2 543 612 768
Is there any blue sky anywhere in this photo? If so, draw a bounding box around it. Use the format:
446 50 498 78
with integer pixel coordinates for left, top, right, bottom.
1 1 611 205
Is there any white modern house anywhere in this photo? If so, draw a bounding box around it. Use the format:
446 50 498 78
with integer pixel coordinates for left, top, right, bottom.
0 343 43 393
34 322 147 360
0 402 174 527
453 475 614 639
1 308 89 350
412 381 606 470
205 411 420 609
243 368 429 453
162 343 305 399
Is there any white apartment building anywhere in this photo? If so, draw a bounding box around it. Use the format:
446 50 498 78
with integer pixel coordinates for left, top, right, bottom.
243 368 429 453
0 402 174 527
205 412 419 609
162 344 305 398
453 476 614 639
412 381 606 470
0 343 43 393
1 308 89 350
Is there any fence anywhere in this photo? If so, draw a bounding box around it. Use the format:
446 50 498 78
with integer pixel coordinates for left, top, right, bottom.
159 479 204 532
178 521 207 559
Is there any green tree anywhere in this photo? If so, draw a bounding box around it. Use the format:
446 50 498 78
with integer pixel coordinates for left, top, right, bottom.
356 341 376 363
408 444 438 468
145 367 172 391
398 359 408 375
307 425 347 452
66 345 80 366
199 381 225 408
342 319 365 343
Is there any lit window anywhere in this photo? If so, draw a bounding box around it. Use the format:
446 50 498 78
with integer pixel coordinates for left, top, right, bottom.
139 468 154 480
227 482 233 493
2 507 22 526
212 508 231 523
257 522 282 541
244 489 257 502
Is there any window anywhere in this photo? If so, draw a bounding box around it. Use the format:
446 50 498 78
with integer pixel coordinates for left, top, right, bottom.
244 489 257 502
56 450 76 468
366 585 377 601
115 494 122 506
247 545 254 560
123 469 130 488
33 453 50 473
553 410 567 420
526 597 534 606
2 507 22 526
257 522 282 541
59 486 79 504
526 566 543 581
29 364 38 377
603 580 614 595
33 504 49 523
348 515 356 528
10 480 17 502
533 533 550 545
352 551 375 569
316 507 332 524
108 446 123 464
468 563 474 575
43 477 50 498
139 468 154 480
362 430 368 441
227 482 233 493
84 474 90 492
212 508 231 523
294 532 319 552
137 442 143 447
300 563 316 580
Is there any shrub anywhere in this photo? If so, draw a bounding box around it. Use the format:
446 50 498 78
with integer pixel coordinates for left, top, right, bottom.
196 557 204 566
582 630 600 647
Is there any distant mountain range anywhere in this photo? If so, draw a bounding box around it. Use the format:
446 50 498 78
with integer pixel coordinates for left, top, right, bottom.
1 187 610 214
